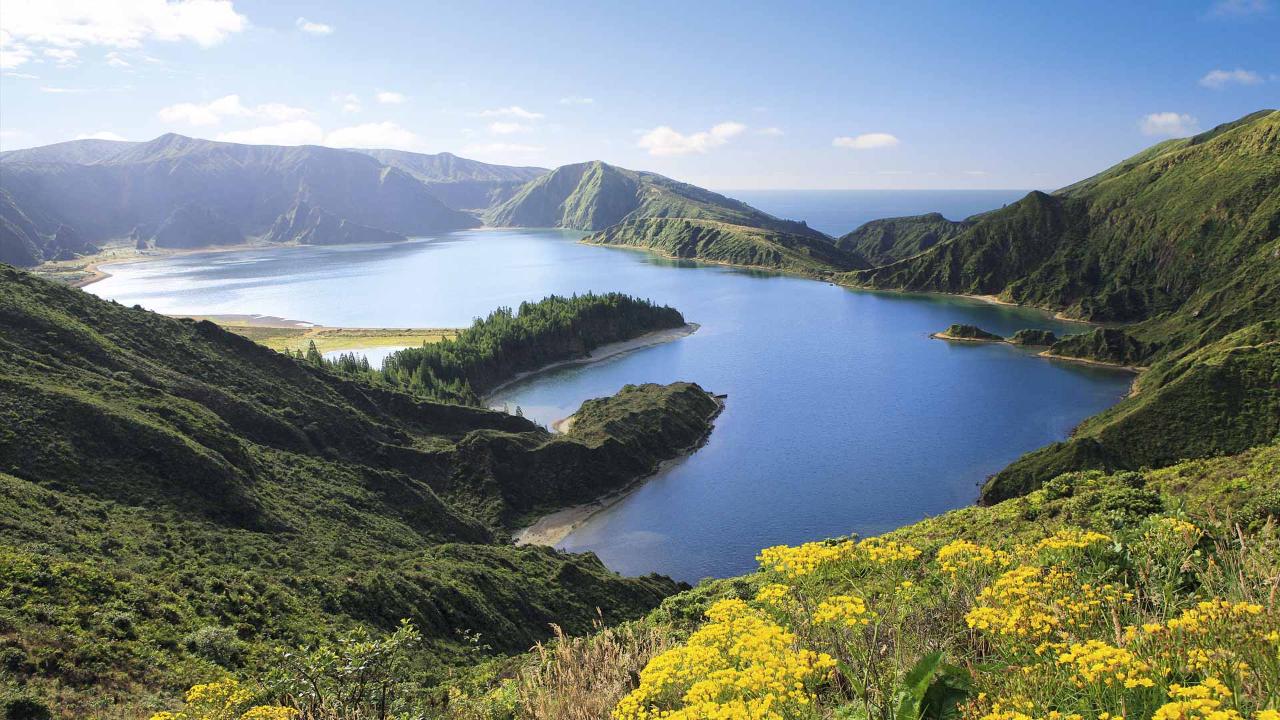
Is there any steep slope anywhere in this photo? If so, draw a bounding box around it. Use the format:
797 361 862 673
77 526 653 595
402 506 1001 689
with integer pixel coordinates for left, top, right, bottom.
587 217 866 273
486 161 827 240
0 134 479 264
0 266 719 706
834 212 972 266
847 110 1279 333
356 148 546 210
837 110 1280 500
982 320 1280 502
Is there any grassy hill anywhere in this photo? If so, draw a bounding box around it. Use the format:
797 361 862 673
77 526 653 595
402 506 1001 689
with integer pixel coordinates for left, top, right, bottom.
846 110 1279 338
835 212 972 266
256 439 1280 720
0 266 721 714
829 110 1280 498
585 217 865 274
486 161 827 239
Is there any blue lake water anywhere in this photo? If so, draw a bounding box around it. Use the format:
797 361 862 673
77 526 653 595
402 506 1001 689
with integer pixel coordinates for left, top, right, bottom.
88 213 1130 584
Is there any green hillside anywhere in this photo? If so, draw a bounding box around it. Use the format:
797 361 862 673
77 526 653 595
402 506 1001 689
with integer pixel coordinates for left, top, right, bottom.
585 217 865 274
984 320 1280 502
354 439 1280 720
846 110 1279 338
0 266 720 714
485 161 826 240
831 110 1280 498
834 212 971 266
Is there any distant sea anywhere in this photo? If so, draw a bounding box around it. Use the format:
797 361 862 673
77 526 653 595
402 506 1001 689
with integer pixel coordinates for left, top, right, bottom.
724 189 1031 237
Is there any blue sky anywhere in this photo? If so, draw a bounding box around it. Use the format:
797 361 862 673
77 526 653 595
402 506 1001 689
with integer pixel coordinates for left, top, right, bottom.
1 0 1276 189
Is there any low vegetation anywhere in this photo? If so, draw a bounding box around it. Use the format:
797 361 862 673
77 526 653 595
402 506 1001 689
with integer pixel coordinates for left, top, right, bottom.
140 440 1280 720
935 324 1004 341
218 323 457 355
0 267 721 716
835 212 971 267
987 321 1279 502
586 217 863 274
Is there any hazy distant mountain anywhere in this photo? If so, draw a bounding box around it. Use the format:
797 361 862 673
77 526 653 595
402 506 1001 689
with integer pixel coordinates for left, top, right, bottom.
487 160 828 240
355 148 546 211
0 134 481 265
0 138 134 165
357 148 544 183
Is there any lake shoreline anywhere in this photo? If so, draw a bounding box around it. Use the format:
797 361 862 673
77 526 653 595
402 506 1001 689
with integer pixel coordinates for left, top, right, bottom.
481 323 700 404
513 394 725 547
929 329 1146 374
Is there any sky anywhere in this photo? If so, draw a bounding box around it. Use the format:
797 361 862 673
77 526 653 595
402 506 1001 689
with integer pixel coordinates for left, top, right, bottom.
0 0 1276 190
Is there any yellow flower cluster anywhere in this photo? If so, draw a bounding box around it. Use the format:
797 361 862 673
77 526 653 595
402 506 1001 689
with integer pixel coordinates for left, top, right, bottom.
856 537 921 564
612 599 835 720
1150 679 1243 720
754 583 793 611
756 540 854 579
1150 517 1202 539
964 566 1076 639
937 539 1011 577
965 565 1130 644
149 679 297 720
1055 640 1153 689
1033 528 1112 553
1167 600 1264 634
754 537 922 579
812 594 876 628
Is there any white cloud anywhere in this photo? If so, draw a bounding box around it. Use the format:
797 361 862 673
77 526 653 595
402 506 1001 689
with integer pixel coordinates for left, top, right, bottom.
833 133 900 150
334 92 361 113
105 50 131 67
43 47 79 66
375 91 405 105
1199 68 1264 88
559 96 594 105
477 105 544 120
3 71 39 79
75 131 128 141
158 94 251 125
216 120 324 146
295 17 334 36
1140 112 1201 137
158 95 308 126
962 170 989 176
0 31 34 69
756 126 784 136
488 121 529 135
324 121 423 150
0 0 246 70
1207 0 1271 16
637 121 746 156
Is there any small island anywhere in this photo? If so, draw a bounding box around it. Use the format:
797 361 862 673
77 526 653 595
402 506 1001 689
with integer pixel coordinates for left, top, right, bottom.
930 323 1004 342
932 324 1063 347
1008 328 1059 346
